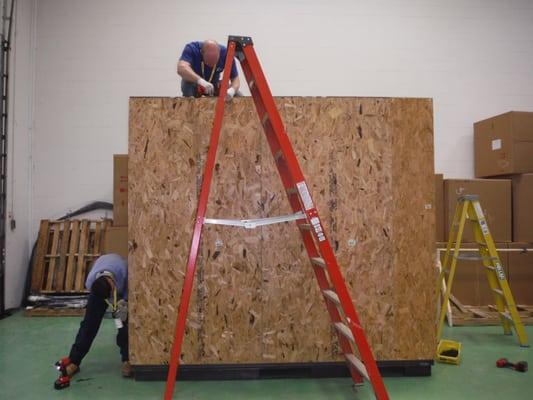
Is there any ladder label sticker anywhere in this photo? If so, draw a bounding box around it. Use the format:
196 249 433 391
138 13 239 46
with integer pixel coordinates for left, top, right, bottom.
296 181 314 211
495 262 506 280
310 217 326 242
473 202 485 218
491 138 502 150
473 203 490 235
479 219 489 236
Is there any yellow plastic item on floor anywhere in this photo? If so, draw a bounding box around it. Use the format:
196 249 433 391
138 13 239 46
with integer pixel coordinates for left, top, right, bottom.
436 339 462 365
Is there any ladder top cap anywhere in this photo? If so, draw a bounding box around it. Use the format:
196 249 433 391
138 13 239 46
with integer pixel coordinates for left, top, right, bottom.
458 194 479 201
228 35 253 48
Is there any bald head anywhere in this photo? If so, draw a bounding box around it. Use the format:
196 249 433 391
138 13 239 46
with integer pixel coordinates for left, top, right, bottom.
201 40 220 67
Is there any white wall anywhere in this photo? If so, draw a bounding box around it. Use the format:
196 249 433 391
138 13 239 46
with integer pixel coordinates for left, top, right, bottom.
6 0 533 308
5 0 35 308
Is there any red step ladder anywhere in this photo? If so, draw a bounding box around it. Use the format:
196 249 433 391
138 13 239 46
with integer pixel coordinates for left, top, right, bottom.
164 35 389 400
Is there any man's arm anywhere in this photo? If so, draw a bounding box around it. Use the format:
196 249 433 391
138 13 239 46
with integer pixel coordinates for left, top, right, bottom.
230 75 240 92
177 60 201 83
178 60 215 95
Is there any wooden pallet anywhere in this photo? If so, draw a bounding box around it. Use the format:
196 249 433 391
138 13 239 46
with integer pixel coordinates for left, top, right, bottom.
30 219 111 294
449 295 533 326
24 307 86 317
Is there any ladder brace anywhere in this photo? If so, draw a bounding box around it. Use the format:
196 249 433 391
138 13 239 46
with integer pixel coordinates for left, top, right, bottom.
204 211 306 229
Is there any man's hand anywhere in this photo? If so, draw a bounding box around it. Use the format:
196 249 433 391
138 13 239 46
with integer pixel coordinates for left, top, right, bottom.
226 87 236 102
116 299 128 323
197 78 214 96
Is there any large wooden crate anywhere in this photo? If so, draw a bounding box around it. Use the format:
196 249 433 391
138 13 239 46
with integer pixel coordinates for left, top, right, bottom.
128 97 436 366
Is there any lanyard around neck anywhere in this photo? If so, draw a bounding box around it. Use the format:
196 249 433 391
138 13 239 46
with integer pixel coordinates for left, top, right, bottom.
105 287 118 312
201 60 218 83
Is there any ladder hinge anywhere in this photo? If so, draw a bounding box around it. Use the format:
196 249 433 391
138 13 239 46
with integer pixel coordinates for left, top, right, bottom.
228 35 253 50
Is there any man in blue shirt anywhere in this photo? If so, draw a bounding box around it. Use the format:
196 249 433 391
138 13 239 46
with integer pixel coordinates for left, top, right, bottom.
56 254 130 384
177 39 240 101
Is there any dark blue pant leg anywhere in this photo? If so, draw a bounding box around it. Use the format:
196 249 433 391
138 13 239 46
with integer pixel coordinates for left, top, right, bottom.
181 80 197 97
68 293 107 366
116 322 129 362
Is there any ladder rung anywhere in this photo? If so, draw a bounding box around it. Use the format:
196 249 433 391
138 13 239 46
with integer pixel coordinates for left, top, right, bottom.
345 354 369 381
323 289 340 305
286 187 298 195
310 257 326 268
334 322 355 343
499 311 514 323
453 254 497 262
492 288 504 296
453 254 482 261
485 265 495 271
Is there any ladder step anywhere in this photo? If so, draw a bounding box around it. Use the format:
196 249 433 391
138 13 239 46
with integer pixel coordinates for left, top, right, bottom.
345 354 369 381
499 311 514 323
453 254 497 262
485 265 495 271
311 257 326 268
334 322 355 343
298 223 311 231
492 288 504 296
323 289 340 305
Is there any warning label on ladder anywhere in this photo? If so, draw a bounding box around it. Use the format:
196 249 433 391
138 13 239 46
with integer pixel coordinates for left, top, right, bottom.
296 181 314 211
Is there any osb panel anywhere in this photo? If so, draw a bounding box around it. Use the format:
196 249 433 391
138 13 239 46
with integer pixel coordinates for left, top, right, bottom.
260 99 336 362
389 99 436 359
128 96 435 365
197 104 263 363
332 99 395 360
129 98 206 364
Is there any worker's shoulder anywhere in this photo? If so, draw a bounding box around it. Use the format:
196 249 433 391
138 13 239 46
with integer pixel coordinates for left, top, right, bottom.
185 41 202 51
94 253 127 269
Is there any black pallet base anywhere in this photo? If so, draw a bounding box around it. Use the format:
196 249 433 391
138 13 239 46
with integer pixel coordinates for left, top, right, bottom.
133 360 433 381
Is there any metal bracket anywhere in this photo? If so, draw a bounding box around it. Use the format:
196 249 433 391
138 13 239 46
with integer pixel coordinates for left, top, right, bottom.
228 35 253 50
458 194 479 201
205 211 306 229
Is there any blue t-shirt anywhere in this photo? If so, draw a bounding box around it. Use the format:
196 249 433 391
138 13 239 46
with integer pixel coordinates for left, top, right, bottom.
86 254 128 300
179 41 238 83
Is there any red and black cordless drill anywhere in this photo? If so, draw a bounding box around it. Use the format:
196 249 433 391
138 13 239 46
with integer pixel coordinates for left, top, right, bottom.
54 357 73 389
496 358 528 372
195 82 220 98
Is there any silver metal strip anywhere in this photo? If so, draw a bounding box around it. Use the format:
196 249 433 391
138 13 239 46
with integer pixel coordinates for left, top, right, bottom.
204 211 306 229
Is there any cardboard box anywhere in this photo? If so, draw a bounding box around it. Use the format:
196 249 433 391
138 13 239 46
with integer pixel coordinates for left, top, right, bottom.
104 226 128 259
474 111 533 178
435 174 444 242
510 174 533 242
444 179 511 242
113 155 128 226
508 242 533 305
437 242 508 306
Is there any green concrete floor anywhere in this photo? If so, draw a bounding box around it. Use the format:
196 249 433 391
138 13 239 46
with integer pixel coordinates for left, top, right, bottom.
1 311 532 399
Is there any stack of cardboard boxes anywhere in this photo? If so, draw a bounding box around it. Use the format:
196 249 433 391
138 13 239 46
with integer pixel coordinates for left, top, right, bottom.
436 111 533 306
104 154 129 259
